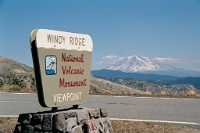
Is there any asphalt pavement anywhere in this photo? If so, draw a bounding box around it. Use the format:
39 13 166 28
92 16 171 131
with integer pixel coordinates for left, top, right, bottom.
0 92 200 125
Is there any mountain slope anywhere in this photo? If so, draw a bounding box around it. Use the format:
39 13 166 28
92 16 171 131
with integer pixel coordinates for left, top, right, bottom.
90 76 144 95
108 78 198 95
0 56 33 75
96 55 200 77
107 56 176 72
92 69 178 82
0 56 35 90
92 69 200 90
0 56 144 94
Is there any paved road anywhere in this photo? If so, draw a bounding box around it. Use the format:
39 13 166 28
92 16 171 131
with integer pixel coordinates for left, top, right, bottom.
0 92 200 125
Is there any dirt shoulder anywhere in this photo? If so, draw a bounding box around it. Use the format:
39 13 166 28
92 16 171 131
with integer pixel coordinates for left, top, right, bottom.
111 120 200 133
1 117 200 133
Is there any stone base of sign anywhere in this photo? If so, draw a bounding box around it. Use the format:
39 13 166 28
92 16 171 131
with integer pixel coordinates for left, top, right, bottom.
14 107 113 133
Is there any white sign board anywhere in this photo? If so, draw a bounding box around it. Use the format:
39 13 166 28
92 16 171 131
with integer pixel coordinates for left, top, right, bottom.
30 29 93 107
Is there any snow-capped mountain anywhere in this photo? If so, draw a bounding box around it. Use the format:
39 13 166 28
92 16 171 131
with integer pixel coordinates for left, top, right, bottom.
102 55 177 72
93 55 200 77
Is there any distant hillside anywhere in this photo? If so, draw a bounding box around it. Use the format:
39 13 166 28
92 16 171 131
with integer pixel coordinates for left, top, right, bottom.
0 56 33 75
90 76 144 95
0 56 36 92
0 56 144 95
107 78 198 96
167 77 200 89
92 69 200 90
92 69 178 82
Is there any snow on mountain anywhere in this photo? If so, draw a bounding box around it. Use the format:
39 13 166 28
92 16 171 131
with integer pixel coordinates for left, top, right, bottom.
93 55 200 77
153 57 180 64
99 55 178 72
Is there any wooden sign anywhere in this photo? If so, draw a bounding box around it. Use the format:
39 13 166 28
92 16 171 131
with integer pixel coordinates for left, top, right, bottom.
30 29 93 107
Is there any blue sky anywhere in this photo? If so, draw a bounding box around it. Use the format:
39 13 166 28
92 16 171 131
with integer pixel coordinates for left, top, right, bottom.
0 0 200 70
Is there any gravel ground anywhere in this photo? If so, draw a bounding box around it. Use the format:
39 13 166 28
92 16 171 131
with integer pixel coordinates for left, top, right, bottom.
0 118 18 133
111 120 200 133
0 117 200 133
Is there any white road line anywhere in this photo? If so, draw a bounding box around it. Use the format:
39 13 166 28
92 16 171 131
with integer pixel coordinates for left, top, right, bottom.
0 115 19 118
113 96 130 98
90 95 101 97
1 115 200 126
0 100 31 102
93 95 174 99
112 96 200 101
0 92 33 95
136 97 154 99
110 118 200 126
10 93 33 95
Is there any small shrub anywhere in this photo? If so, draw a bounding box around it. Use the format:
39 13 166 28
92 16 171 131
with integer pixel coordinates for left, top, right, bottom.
8 85 21 92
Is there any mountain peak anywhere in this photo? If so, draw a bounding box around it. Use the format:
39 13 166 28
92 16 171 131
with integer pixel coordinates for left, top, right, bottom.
101 55 176 72
93 55 200 77
127 56 134 60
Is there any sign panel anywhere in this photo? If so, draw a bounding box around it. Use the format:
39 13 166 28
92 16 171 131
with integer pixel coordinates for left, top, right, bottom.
30 29 93 107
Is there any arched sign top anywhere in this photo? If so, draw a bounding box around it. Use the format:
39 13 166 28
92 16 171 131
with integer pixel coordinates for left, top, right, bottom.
35 29 93 52
30 29 93 108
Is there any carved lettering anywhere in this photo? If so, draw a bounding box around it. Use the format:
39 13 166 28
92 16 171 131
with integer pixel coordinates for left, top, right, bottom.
69 37 85 46
47 34 66 44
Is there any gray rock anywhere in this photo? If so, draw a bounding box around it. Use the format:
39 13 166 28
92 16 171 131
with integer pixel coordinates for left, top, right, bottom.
76 109 90 125
94 108 100 119
71 125 83 133
99 118 113 133
14 124 21 133
100 108 107 117
42 114 53 132
66 117 77 132
53 113 66 132
88 109 95 119
34 124 42 132
21 125 34 133
18 113 32 125
15 108 113 133
31 113 43 125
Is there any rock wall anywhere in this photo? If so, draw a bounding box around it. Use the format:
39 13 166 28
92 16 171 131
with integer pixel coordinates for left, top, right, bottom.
14 107 113 133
